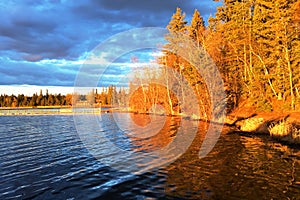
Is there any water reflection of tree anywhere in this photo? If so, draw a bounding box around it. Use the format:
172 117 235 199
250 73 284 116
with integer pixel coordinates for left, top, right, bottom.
163 122 224 199
162 128 300 199
129 114 181 152
208 135 300 199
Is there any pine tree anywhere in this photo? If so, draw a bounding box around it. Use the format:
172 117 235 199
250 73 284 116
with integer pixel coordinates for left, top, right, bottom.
30 93 38 106
208 0 256 109
189 9 205 44
159 8 189 115
36 89 43 105
253 0 299 109
167 7 187 33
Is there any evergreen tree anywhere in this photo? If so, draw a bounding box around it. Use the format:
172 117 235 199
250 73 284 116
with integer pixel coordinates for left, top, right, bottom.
189 9 205 44
253 0 299 109
208 0 299 110
167 7 187 33
36 89 43 105
30 93 38 106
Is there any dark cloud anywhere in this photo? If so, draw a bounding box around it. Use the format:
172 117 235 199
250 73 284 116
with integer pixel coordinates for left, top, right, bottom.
22 54 43 62
0 0 220 60
0 58 78 86
0 0 221 86
89 0 215 20
0 58 134 87
72 0 218 28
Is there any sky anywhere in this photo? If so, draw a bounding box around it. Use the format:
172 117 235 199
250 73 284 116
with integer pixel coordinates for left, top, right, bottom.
0 0 222 95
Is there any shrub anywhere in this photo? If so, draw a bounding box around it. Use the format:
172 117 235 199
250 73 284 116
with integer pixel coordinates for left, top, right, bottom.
268 120 292 137
268 120 300 144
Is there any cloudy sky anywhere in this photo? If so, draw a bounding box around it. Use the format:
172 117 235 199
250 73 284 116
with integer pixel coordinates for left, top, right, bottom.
0 0 222 94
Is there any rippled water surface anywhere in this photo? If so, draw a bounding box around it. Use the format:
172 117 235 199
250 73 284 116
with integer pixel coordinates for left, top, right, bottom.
1 114 300 199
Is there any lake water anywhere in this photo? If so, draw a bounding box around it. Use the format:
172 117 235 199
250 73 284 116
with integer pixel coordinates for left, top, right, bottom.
1 114 300 199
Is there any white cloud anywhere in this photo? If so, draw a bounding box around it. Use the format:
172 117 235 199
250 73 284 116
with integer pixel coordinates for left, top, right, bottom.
0 85 75 96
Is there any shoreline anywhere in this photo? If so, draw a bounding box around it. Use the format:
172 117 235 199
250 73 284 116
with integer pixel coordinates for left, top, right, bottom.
0 107 112 116
1 106 299 145
225 109 300 145
0 105 113 110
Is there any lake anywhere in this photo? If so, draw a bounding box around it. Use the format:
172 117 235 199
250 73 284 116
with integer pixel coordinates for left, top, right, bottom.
1 114 300 199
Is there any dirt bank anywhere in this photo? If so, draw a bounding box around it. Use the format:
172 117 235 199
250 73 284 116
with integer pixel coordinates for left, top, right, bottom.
225 107 300 144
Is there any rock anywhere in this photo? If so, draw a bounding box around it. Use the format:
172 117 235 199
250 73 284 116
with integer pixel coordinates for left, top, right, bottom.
238 118 265 132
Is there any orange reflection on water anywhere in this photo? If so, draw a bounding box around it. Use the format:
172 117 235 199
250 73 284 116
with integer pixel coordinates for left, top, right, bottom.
129 113 151 127
129 114 181 152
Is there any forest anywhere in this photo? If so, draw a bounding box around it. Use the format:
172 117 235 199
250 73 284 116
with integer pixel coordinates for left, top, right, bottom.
0 86 126 108
0 90 71 107
129 0 300 119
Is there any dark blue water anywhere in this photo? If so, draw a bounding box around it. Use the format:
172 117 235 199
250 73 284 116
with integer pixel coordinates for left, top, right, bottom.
1 114 300 199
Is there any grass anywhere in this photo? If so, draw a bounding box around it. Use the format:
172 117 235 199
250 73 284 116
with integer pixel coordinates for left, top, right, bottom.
268 120 300 144
268 120 291 137
291 124 300 143
239 118 264 132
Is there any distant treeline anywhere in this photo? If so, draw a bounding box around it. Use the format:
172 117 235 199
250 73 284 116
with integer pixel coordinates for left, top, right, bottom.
0 86 128 107
82 86 128 106
0 89 72 107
